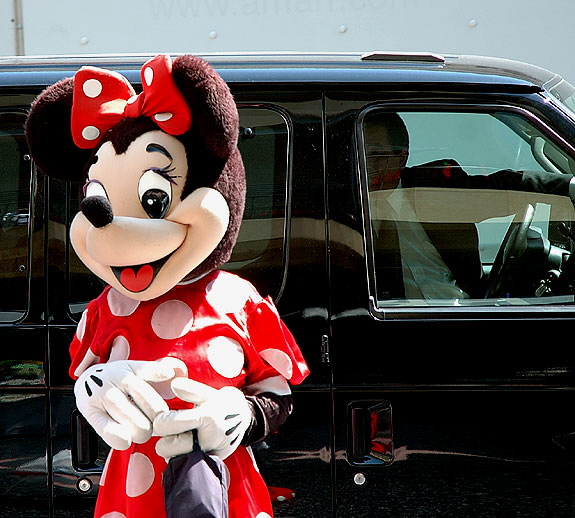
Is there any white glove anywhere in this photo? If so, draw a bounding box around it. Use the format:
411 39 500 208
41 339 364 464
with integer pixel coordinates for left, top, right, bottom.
74 360 175 450
154 378 252 460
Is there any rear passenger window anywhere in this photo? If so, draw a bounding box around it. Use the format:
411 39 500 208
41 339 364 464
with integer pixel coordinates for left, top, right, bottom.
68 106 289 315
0 112 30 321
223 108 288 296
361 108 575 308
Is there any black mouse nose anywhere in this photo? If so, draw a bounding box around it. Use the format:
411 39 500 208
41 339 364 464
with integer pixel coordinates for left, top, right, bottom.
81 195 114 228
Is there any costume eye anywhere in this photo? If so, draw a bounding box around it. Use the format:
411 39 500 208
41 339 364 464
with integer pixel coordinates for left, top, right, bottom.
138 169 172 219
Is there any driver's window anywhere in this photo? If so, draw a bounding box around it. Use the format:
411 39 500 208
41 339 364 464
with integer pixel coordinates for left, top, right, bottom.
362 109 575 308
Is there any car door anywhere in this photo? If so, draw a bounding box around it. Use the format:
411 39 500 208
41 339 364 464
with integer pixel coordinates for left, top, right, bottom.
230 94 333 518
327 90 575 516
48 93 334 517
0 106 49 517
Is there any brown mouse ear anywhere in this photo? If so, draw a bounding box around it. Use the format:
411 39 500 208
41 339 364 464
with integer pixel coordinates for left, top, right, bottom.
171 55 247 278
172 55 239 161
25 77 93 182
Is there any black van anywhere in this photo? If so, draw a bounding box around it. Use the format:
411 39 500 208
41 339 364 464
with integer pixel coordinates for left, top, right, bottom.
3 51 575 517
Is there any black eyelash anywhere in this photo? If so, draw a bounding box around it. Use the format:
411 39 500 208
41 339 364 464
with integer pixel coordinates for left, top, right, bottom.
145 166 180 185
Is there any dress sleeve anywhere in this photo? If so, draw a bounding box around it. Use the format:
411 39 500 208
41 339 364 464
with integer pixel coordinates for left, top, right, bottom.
246 296 310 385
68 298 102 380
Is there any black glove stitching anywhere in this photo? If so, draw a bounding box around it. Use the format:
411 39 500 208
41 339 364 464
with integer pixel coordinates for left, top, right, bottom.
90 375 104 387
83 370 105 398
225 422 240 436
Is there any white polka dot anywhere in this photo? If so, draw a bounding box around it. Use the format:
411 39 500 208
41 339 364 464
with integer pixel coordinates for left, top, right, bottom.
205 277 249 314
82 125 100 141
154 112 173 122
127 95 138 104
297 360 308 375
83 78 103 98
73 348 100 378
126 452 155 497
246 445 260 473
207 336 244 378
151 300 194 340
108 335 130 362
245 375 291 396
144 66 154 86
99 449 113 487
259 349 293 379
100 512 127 518
151 381 175 400
107 288 140 317
151 357 188 399
157 356 188 376
76 308 88 341
255 513 272 518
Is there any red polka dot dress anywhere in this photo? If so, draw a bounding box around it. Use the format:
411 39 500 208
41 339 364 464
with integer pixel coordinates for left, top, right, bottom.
69 270 310 518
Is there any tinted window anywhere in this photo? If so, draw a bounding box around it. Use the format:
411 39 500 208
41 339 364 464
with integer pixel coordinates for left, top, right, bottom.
0 112 30 321
68 107 289 314
361 109 575 308
222 108 288 296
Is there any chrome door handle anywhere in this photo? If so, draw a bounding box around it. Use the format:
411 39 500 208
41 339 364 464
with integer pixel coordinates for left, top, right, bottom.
71 409 106 472
347 400 394 466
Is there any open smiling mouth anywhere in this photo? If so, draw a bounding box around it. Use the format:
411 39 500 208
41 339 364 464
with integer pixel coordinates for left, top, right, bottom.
111 255 171 292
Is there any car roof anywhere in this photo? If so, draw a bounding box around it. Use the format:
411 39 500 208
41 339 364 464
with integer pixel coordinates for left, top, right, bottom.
0 51 560 92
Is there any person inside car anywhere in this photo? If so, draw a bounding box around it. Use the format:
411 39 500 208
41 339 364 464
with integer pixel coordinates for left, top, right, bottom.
364 111 575 300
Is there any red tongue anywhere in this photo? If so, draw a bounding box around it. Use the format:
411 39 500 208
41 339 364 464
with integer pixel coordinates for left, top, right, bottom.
119 264 154 292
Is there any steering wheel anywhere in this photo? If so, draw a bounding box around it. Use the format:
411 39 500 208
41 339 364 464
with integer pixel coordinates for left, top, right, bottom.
485 204 535 298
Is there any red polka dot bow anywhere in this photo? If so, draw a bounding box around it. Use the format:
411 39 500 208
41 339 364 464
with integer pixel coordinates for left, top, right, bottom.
71 54 192 149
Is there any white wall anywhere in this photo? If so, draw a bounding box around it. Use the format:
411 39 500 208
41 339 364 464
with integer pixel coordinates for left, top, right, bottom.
3 0 575 84
0 2 16 56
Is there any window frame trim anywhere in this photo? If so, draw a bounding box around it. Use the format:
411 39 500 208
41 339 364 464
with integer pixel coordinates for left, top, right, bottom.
66 103 294 319
233 103 293 302
0 108 34 323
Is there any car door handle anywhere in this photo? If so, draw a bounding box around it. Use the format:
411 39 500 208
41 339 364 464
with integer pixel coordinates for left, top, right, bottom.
71 409 106 472
347 400 394 466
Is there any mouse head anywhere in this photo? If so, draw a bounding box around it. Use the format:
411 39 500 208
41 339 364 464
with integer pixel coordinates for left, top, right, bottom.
26 55 245 301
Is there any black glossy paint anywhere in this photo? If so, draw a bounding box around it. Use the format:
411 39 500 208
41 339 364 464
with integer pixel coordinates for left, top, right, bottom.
325 88 575 516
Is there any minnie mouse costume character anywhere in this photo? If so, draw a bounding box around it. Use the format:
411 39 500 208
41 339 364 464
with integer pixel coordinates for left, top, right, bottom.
25 54 309 518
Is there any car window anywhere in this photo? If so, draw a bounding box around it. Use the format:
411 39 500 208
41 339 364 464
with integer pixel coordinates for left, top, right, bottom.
68 106 289 315
0 112 30 322
222 108 289 296
361 108 575 308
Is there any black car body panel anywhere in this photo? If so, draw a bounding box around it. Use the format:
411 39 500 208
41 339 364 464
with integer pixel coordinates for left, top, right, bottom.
2 52 575 517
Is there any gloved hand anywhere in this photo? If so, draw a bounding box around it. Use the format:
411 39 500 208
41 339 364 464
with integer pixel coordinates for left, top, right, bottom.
154 378 252 460
74 359 176 450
